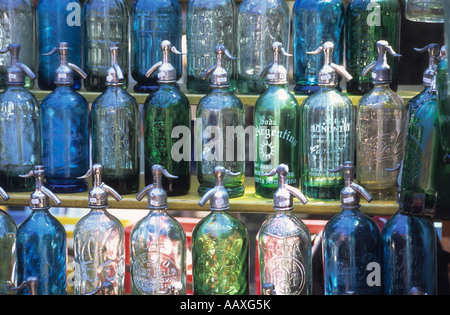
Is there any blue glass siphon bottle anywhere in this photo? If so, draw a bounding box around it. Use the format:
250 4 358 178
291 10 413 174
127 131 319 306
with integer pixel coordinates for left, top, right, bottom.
292 0 345 95
131 0 182 93
0 44 40 192
37 0 83 90
0 186 15 295
16 166 66 295
91 43 140 195
322 161 383 295
40 42 89 193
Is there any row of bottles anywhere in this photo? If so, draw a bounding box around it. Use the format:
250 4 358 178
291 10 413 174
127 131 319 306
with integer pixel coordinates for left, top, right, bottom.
0 160 438 295
0 0 401 95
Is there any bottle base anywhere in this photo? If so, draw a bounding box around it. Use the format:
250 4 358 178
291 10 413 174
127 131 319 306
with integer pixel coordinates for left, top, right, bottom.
255 185 277 199
198 184 245 199
0 175 35 192
293 84 321 95
102 175 139 196
44 179 88 194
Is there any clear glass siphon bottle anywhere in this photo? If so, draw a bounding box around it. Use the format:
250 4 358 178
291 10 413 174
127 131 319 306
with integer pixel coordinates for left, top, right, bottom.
300 41 355 200
0 0 36 90
196 45 245 198
83 0 129 92
255 42 300 199
322 161 382 295
131 165 186 295
405 0 444 23
37 0 83 91
257 164 312 295
192 166 249 295
292 0 345 95
16 166 66 295
131 0 182 93
237 0 290 95
144 40 191 196
187 0 236 94
91 43 140 195
40 42 90 193
73 164 125 295
346 0 401 95
0 44 40 192
356 40 406 201
0 186 15 295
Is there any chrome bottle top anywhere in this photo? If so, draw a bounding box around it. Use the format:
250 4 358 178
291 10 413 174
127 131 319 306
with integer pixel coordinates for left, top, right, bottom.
146 40 184 84
362 40 401 84
414 43 440 88
0 43 36 86
201 45 237 88
136 165 177 210
260 42 292 85
105 42 125 86
20 165 61 210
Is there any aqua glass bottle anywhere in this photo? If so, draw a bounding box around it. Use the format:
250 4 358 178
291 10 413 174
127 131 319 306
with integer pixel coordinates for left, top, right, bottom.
187 0 236 94
0 44 40 192
0 187 15 295
131 0 182 93
197 45 245 198
257 164 312 295
16 166 66 295
74 164 125 295
37 0 83 90
144 41 191 196
300 42 354 200
83 0 129 92
0 0 36 90
255 42 300 199
91 43 140 195
193 166 249 295
322 162 382 295
346 0 401 95
131 165 186 295
237 0 290 95
356 41 406 201
292 0 345 95
40 43 89 193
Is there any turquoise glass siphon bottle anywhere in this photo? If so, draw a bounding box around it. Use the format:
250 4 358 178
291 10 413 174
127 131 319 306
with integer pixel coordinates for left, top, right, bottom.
192 166 249 295
0 186 15 295
322 161 382 295
237 0 290 95
257 164 312 295
16 166 66 295
356 40 406 201
346 0 401 95
0 0 36 90
73 164 124 295
0 44 40 192
196 45 245 198
91 43 140 195
292 0 345 95
131 0 182 93
255 42 300 199
131 165 187 295
300 41 354 200
187 0 237 94
83 0 129 92
40 42 89 194
144 40 191 196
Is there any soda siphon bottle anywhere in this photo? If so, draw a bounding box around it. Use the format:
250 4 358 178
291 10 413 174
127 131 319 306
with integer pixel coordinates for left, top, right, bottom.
237 0 290 95
131 0 182 93
16 166 66 295
437 46 450 162
0 186 15 295
0 0 36 90
197 45 245 198
131 165 186 295
144 40 191 196
322 161 382 295
356 40 406 201
255 42 299 199
292 0 345 95
37 0 83 90
300 41 354 200
346 0 401 95
193 166 249 295
83 0 129 92
91 43 140 195
74 164 125 295
0 44 40 192
40 42 89 194
382 162 437 295
187 0 236 94
257 164 312 295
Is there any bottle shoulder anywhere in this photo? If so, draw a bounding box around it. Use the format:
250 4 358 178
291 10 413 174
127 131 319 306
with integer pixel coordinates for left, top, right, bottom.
131 211 186 240
259 212 310 239
301 88 353 110
17 210 66 238
133 0 181 14
145 85 190 109
255 86 299 110
41 87 89 108
359 86 405 109
324 209 380 237
0 210 17 234
0 87 40 106
193 211 248 240
197 91 244 111
93 88 139 110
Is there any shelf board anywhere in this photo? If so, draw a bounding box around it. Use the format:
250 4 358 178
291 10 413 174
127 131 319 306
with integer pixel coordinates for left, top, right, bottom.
3 176 398 216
